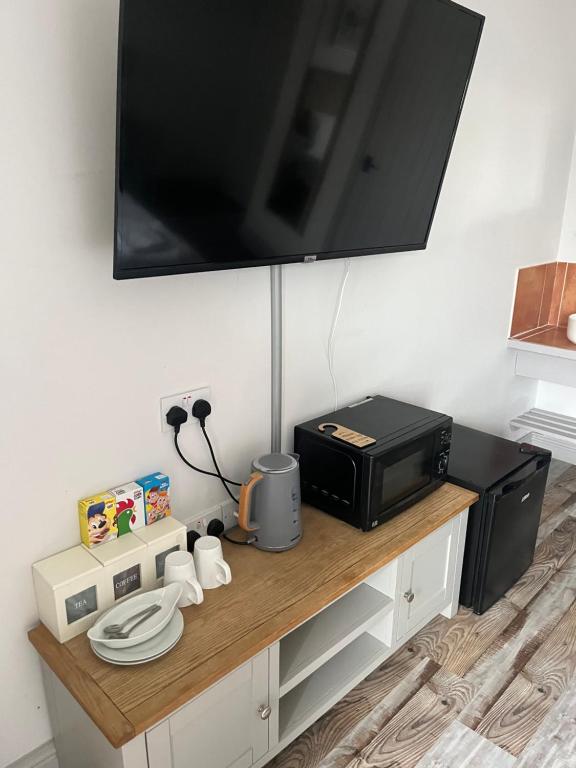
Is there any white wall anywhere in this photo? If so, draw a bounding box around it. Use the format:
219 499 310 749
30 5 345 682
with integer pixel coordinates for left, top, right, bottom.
536 382 576 418
558 132 576 263
1 0 576 765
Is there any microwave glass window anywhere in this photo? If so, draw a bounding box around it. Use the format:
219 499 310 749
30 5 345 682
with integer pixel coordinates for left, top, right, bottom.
381 448 431 509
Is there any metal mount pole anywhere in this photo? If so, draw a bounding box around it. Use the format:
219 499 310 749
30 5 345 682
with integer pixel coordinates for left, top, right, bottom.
270 265 283 453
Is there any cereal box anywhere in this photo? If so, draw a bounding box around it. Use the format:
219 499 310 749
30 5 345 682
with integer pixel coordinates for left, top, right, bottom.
136 472 171 525
109 482 147 536
78 492 117 548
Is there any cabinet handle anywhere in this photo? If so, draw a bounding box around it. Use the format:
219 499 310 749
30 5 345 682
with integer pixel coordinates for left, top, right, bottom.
404 590 415 603
258 704 272 720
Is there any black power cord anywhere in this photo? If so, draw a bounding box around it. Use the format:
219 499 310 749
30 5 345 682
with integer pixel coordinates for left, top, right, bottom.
167 405 241 486
200 425 239 504
167 402 253 545
191 399 240 504
173 432 241 486
192 401 256 545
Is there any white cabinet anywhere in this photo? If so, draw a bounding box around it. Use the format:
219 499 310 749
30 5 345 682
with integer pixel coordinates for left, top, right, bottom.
395 514 466 642
147 651 271 768
41 508 469 768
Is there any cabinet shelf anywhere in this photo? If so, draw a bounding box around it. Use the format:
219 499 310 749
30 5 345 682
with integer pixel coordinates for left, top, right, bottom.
279 583 392 697
279 632 390 744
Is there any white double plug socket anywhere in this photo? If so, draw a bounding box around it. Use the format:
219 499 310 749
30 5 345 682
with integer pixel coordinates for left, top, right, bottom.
220 500 238 531
161 384 240 535
160 387 211 433
184 500 238 536
185 504 223 537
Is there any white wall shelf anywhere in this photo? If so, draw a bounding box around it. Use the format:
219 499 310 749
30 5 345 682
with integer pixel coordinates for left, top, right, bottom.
278 632 390 744
279 583 393 697
508 337 576 361
508 340 576 388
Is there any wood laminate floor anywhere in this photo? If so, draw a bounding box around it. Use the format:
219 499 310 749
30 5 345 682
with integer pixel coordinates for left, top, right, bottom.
269 460 576 768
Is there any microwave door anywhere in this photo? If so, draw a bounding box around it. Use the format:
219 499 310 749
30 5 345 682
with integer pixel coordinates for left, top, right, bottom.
371 433 438 525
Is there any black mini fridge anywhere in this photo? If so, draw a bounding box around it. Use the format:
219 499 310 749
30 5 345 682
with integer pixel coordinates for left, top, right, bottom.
447 425 551 615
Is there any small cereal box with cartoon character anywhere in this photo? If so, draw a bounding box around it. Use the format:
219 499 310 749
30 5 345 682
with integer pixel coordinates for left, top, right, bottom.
109 482 147 536
136 472 171 525
79 492 117 548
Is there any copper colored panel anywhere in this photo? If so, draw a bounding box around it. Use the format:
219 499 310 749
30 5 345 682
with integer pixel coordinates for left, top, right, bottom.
538 263 557 326
514 324 555 341
510 264 547 337
559 263 576 327
548 262 568 326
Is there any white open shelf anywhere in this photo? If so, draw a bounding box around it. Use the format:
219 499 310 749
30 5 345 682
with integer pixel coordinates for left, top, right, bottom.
278 632 391 744
279 583 393 697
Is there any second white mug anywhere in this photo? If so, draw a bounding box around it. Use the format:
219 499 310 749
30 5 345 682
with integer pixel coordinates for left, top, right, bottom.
193 536 232 590
568 313 576 345
164 550 204 607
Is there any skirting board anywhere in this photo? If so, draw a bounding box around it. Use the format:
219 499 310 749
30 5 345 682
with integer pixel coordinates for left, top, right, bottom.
7 741 58 768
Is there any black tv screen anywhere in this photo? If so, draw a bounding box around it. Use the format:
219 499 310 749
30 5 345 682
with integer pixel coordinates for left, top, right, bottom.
114 0 483 279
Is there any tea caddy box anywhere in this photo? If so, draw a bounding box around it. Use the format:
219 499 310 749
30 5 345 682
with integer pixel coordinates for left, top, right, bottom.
32 546 105 643
109 481 146 535
134 517 188 589
87 533 147 606
136 472 171 525
78 492 117 549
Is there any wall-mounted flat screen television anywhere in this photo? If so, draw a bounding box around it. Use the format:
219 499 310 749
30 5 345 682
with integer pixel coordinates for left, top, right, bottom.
114 0 484 279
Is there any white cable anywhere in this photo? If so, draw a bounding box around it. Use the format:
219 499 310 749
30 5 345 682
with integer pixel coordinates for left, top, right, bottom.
327 258 351 413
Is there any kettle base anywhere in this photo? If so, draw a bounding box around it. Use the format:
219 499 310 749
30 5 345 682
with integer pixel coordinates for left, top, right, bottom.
253 534 302 552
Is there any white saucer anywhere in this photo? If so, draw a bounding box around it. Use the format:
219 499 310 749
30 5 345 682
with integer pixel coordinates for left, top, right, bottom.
90 610 184 665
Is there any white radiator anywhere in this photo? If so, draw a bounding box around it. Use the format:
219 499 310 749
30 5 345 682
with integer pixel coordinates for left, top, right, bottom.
510 408 576 464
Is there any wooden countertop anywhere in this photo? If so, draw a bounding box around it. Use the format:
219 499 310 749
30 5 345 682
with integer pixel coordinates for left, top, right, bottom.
29 483 477 748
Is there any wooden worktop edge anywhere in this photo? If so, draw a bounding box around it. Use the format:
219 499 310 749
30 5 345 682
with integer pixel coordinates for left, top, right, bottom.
28 623 135 748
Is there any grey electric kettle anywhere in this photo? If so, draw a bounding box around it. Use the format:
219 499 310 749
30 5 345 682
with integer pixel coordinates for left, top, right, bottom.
238 453 302 552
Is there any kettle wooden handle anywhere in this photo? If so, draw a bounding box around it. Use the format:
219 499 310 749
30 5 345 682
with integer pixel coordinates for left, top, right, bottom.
238 472 263 532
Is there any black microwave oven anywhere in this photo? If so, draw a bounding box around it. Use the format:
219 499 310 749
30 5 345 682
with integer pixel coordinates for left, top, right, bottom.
294 396 452 531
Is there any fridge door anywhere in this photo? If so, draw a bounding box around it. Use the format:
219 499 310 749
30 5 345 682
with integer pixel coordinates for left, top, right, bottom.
474 458 550 614
459 494 488 608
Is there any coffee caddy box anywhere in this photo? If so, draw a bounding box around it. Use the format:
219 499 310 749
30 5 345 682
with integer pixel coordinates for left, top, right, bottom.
86 533 147 606
134 517 188 589
32 546 106 643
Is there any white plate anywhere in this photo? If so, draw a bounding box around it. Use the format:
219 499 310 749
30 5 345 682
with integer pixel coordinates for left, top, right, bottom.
90 610 184 665
87 583 183 649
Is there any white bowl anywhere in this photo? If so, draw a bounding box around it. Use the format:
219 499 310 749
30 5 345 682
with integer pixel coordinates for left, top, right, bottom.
87 583 183 649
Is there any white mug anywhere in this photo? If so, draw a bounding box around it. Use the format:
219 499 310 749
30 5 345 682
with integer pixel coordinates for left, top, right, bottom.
567 314 576 345
193 536 232 590
164 551 204 607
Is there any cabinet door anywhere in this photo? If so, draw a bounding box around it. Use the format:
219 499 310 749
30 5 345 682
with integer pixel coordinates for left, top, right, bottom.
396 518 458 642
147 650 270 768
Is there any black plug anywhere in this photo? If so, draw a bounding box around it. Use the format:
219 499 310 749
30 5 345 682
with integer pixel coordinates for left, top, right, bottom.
207 519 225 538
187 529 201 552
166 405 188 435
192 399 212 428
